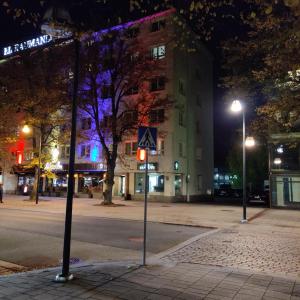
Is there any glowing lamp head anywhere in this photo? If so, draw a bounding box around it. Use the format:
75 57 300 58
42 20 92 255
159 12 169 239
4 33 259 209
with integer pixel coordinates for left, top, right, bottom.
276 146 284 154
245 136 255 148
230 100 242 113
22 125 31 134
137 148 146 161
274 158 282 165
51 146 59 161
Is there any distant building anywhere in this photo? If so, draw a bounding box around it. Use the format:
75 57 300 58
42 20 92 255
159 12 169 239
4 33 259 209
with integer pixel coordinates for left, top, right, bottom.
268 132 300 208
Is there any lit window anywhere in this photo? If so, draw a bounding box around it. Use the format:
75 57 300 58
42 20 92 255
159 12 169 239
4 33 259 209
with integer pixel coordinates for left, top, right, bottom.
151 45 165 59
150 20 166 32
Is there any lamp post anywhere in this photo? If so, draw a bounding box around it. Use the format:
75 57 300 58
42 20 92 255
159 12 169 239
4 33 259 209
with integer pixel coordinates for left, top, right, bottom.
42 3 79 282
22 124 42 204
230 100 255 223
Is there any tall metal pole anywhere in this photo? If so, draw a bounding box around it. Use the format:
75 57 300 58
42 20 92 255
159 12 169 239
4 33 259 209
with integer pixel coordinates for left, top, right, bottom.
36 131 42 205
142 148 149 266
241 110 247 223
55 38 79 282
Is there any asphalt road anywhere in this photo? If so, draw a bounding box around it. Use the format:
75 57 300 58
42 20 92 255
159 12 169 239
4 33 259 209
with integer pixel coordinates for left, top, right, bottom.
0 208 209 269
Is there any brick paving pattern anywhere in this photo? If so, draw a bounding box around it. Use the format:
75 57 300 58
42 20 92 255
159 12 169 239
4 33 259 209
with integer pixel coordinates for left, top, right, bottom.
163 228 300 277
0 262 300 299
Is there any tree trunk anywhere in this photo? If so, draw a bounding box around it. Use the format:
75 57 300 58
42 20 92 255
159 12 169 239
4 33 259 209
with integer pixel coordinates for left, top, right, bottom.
103 163 115 205
30 166 39 202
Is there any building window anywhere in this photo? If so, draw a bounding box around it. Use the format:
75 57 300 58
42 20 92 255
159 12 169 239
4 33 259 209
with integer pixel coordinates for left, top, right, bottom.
179 142 184 157
126 27 140 38
196 121 200 134
198 175 203 191
80 145 91 158
81 117 92 130
150 19 166 32
102 115 112 128
60 146 70 159
196 147 202 160
150 77 165 91
195 68 201 80
123 110 138 124
149 109 165 124
150 139 164 156
135 173 165 193
178 79 185 95
151 45 165 59
179 111 184 126
125 141 138 155
125 86 139 95
159 140 165 155
102 85 112 99
196 94 202 107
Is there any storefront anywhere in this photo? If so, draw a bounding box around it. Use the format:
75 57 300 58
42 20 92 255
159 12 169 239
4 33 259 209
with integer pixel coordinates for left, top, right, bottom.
269 133 300 208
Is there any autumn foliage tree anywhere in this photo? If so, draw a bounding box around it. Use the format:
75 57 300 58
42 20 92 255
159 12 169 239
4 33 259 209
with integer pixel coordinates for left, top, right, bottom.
221 0 300 138
78 28 170 204
0 45 71 200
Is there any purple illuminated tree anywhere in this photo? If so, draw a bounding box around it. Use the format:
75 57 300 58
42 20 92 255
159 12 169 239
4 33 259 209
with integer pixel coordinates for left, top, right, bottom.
78 28 170 204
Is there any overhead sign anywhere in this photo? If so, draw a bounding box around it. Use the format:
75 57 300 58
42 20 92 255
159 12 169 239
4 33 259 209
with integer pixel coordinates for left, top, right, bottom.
137 163 158 171
138 127 157 150
2 35 52 57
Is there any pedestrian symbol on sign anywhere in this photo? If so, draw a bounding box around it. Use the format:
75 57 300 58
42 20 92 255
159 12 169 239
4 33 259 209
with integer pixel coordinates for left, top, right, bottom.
138 127 157 150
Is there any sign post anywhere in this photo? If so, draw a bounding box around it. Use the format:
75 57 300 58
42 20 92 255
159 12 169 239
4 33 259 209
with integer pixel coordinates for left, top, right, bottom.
138 127 157 266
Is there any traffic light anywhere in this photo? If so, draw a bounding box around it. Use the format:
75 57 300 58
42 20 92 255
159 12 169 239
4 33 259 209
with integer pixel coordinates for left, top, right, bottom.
137 148 146 161
16 151 23 164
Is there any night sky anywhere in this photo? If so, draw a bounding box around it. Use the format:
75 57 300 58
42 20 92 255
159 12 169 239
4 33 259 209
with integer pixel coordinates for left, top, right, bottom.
0 1 240 170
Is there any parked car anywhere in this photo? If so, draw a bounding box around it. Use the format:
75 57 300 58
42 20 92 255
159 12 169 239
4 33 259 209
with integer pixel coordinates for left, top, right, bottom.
247 190 269 205
215 185 242 198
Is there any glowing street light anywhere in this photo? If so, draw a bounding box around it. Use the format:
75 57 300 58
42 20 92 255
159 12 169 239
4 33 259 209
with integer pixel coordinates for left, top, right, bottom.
22 124 42 205
230 99 253 223
245 136 255 148
230 100 242 113
274 158 282 165
22 124 31 134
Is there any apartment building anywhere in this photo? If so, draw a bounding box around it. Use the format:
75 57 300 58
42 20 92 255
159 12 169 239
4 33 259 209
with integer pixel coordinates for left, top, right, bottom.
55 9 214 202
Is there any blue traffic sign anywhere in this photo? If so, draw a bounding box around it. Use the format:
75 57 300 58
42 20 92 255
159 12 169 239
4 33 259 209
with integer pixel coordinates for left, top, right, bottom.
138 127 157 150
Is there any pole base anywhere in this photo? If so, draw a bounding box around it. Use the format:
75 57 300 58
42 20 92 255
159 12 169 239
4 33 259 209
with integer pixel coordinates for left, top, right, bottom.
54 273 74 283
240 219 248 224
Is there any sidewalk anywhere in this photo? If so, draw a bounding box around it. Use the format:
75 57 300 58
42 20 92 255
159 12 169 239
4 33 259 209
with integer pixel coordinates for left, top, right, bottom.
0 195 266 228
1 260 300 300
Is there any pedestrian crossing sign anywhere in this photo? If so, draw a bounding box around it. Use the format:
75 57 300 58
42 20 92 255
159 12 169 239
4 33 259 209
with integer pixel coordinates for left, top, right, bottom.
138 127 157 150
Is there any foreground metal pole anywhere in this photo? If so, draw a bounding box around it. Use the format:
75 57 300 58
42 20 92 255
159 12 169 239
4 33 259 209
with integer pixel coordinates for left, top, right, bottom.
55 38 79 282
241 110 247 223
142 148 149 266
36 131 42 205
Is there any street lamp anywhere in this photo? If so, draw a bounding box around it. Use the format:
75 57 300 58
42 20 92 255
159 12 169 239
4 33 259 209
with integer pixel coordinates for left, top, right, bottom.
230 99 253 223
42 3 79 282
22 124 42 205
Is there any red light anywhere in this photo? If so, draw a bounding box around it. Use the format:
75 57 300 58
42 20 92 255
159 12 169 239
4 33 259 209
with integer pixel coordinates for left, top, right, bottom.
137 148 146 161
16 152 23 164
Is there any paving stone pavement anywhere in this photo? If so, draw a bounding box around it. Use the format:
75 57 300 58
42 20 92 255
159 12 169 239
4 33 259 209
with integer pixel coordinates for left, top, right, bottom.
162 228 300 278
1 261 300 299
